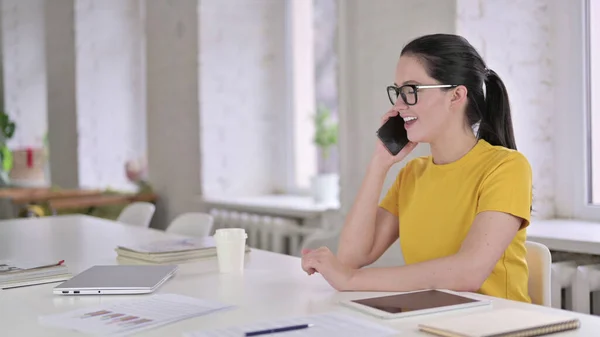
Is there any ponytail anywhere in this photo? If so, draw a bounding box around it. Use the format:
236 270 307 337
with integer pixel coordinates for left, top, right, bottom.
478 68 517 150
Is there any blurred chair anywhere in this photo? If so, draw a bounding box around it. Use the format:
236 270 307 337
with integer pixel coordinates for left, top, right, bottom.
116 201 155 228
526 241 552 307
166 212 214 238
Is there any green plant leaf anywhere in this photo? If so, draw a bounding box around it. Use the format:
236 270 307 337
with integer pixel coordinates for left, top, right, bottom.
313 104 338 151
0 145 13 172
0 110 16 140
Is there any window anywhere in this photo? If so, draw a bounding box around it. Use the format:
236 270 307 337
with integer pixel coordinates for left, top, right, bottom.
590 0 600 205
286 0 339 193
554 0 600 221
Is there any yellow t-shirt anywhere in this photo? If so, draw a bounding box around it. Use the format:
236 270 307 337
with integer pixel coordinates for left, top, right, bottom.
379 139 532 303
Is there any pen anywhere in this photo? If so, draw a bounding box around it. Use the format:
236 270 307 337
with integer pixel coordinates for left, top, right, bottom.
244 323 314 336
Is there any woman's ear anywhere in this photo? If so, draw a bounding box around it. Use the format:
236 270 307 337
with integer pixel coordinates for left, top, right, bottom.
450 85 468 107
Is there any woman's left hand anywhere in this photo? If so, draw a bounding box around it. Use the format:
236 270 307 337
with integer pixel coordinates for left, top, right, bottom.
301 247 357 291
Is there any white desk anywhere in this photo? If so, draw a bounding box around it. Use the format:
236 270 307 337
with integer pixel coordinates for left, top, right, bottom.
2 215 600 336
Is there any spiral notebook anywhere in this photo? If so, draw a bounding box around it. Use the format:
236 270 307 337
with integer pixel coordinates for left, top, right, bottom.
418 308 580 337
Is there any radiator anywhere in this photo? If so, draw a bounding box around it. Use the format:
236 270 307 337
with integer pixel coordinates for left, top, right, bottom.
551 261 577 310
208 208 316 256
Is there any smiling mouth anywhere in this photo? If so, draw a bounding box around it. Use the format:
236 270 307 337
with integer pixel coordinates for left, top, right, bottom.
403 116 417 122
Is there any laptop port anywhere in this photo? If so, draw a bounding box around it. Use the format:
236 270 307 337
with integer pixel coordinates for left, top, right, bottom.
62 291 68 294
73 291 80 294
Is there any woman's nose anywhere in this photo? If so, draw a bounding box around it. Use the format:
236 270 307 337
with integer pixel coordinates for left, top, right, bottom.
393 100 409 111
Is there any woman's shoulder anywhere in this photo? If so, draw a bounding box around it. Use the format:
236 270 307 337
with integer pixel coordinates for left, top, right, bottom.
469 142 533 190
478 140 531 171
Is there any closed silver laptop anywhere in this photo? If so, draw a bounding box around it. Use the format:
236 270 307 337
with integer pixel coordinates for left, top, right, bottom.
53 265 177 295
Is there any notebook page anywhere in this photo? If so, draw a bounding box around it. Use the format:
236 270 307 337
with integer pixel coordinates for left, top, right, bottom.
185 312 399 337
39 294 233 336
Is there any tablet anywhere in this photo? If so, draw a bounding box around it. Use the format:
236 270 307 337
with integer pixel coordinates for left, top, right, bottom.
340 289 491 319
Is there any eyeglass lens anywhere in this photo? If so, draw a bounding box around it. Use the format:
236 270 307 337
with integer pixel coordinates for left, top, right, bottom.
387 86 417 105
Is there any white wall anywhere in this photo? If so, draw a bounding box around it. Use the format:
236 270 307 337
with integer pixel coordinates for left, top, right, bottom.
199 0 287 198
1 0 47 149
0 1 3 112
75 0 145 191
456 0 555 219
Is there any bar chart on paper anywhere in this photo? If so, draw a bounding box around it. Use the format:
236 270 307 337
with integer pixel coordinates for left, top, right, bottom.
38 294 233 336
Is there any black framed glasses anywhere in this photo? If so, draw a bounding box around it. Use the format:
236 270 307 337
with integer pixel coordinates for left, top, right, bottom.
387 84 458 106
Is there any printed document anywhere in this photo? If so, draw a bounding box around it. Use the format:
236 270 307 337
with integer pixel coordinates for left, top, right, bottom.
39 294 232 336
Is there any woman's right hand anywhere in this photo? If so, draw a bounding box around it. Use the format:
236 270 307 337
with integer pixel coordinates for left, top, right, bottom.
373 109 418 168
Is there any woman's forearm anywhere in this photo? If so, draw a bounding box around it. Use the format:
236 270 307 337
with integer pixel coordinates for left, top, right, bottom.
347 253 483 293
337 158 390 268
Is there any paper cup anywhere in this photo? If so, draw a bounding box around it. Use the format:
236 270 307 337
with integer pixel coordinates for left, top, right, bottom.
214 228 247 273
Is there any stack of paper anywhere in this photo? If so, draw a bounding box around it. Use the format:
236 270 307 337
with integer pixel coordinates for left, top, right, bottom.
115 237 249 264
0 259 71 289
39 293 233 336
185 312 399 337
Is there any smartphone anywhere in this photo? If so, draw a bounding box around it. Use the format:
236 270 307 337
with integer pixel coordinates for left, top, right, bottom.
376 115 409 155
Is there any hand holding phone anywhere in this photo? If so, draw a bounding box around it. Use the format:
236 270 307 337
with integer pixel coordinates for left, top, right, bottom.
374 111 417 165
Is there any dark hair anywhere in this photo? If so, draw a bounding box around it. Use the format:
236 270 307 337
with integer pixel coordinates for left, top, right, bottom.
401 34 517 150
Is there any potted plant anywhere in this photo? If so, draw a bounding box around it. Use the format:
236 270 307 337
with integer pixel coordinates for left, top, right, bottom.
0 110 16 186
311 105 339 204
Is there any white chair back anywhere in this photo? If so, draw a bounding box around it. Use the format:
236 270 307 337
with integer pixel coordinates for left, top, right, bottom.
526 240 552 306
166 212 214 238
116 202 156 228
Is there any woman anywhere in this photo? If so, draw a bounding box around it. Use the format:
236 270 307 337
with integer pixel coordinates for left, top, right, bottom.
301 33 533 303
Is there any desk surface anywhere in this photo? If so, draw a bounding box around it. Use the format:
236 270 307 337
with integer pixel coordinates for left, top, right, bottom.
2 215 600 336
